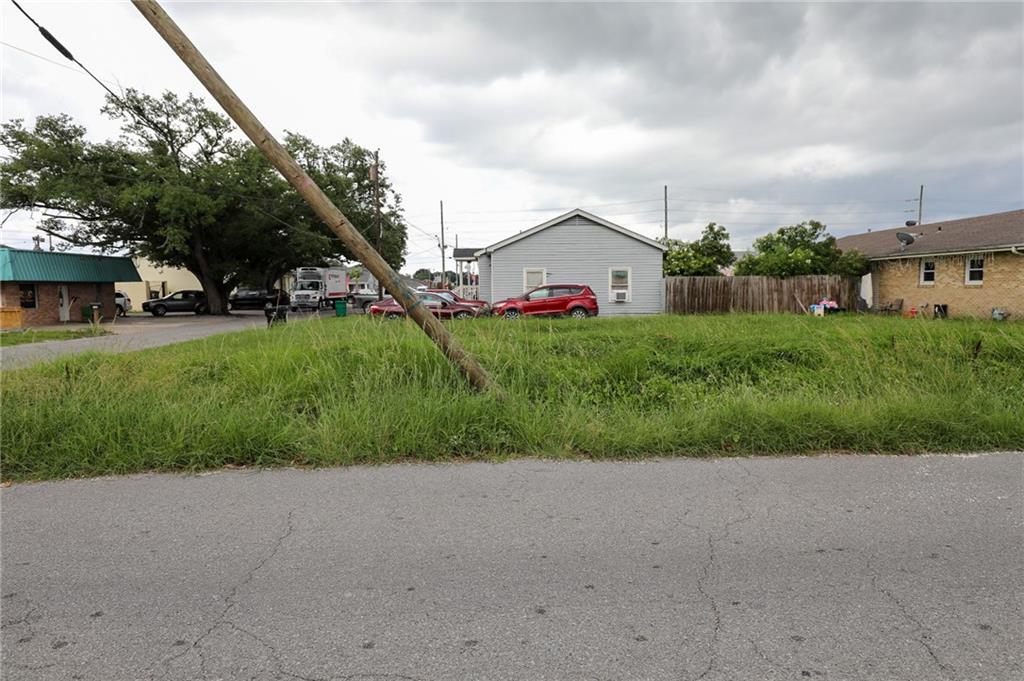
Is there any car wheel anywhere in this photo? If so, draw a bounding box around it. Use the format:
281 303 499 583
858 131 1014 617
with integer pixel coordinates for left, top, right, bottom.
385 311 403 320
503 308 521 320
454 311 472 320
152 305 167 317
569 307 589 319
194 304 208 315
116 304 125 317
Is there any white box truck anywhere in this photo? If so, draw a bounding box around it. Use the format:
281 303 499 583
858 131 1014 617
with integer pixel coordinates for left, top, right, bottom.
290 266 348 310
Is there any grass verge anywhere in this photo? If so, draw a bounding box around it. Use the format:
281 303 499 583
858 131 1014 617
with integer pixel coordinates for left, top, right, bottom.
0 326 109 347
2 314 1022 480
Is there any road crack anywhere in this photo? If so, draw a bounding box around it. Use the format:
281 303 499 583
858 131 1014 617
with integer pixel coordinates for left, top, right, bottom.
147 508 297 679
687 463 759 681
866 556 954 678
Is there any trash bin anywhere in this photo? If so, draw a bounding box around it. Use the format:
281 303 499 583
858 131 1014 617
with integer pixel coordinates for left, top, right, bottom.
80 302 103 322
334 299 347 317
264 303 288 326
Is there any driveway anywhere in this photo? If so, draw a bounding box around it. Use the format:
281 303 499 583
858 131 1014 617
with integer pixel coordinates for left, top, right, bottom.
2 453 1021 681
0 311 293 369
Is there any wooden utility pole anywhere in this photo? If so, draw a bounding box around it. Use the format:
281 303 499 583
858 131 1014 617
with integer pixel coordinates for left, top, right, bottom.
131 0 500 395
439 200 446 289
918 184 924 225
372 149 383 301
663 185 668 241
454 234 460 289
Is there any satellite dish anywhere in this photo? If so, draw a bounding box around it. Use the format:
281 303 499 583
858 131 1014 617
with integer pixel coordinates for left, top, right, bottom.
896 232 915 246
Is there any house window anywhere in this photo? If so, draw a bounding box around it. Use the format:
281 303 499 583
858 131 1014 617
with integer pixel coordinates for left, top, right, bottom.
19 284 37 309
609 267 631 302
523 268 546 291
919 260 935 285
965 257 984 285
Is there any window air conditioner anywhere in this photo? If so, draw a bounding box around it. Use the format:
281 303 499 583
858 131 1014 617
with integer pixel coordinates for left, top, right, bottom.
613 290 628 302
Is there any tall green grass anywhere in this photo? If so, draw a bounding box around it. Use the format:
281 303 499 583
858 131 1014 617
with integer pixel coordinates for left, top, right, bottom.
2 315 1022 480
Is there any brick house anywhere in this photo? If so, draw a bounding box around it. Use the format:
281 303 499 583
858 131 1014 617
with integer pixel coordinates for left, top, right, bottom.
837 210 1024 319
0 247 141 328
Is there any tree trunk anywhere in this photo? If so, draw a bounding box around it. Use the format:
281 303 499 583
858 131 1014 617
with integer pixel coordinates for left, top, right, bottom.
189 233 231 315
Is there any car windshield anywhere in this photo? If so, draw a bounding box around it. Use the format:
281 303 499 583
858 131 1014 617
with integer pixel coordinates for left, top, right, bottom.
296 281 321 291
435 292 456 302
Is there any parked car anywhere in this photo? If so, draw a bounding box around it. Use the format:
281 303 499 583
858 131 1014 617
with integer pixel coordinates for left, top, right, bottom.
491 284 598 319
368 292 482 320
425 289 489 311
229 288 286 310
347 287 382 312
141 290 208 316
114 290 132 316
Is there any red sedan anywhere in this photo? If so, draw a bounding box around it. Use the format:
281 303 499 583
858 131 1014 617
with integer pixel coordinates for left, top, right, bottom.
491 284 599 319
368 292 482 320
425 289 489 310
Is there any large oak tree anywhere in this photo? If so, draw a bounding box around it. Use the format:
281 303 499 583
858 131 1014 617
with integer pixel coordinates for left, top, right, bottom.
0 90 407 313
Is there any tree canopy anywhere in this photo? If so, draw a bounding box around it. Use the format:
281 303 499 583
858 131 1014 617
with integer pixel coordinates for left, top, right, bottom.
662 222 736 276
733 221 868 278
0 90 407 313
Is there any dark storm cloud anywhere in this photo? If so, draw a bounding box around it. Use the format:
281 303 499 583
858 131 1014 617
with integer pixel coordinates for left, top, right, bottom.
337 2 1022 232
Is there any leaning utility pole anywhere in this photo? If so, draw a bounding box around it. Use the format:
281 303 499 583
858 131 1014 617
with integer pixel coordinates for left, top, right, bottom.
131 0 500 394
439 200 446 289
372 149 383 301
918 184 924 225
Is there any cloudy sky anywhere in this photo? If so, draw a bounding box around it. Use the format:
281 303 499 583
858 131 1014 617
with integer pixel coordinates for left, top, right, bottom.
2 1 1022 273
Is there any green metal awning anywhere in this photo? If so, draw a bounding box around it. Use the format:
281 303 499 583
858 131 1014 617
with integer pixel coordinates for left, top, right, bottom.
0 248 141 283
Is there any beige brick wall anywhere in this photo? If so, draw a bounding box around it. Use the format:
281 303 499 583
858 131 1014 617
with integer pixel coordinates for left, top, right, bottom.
873 252 1024 318
0 281 116 326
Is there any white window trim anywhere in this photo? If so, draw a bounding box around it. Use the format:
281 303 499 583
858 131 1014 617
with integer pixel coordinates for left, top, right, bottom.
919 259 935 286
608 266 632 303
964 256 984 286
522 267 546 292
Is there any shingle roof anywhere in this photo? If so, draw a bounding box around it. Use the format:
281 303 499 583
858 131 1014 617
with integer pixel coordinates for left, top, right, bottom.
452 248 479 260
0 248 141 283
475 208 667 256
836 209 1024 260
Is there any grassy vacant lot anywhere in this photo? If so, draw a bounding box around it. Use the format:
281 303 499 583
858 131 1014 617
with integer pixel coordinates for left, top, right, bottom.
0 327 108 347
2 315 1022 480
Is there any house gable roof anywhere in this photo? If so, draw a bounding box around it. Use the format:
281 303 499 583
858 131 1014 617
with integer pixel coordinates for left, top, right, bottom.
836 209 1024 260
0 248 141 283
474 208 667 257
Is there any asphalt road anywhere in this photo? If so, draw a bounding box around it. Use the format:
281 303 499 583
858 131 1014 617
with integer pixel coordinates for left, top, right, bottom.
2 454 1021 681
0 311 291 370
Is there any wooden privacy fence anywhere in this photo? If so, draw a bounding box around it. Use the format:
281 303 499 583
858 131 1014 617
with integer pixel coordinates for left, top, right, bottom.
664 275 860 314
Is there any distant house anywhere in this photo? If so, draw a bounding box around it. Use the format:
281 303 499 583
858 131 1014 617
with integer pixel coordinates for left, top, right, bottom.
452 247 480 289
0 247 141 328
473 209 667 315
117 257 201 310
837 209 1024 318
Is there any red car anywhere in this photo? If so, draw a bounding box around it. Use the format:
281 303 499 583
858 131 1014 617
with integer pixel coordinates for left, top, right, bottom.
369 292 482 320
425 289 489 310
491 284 598 319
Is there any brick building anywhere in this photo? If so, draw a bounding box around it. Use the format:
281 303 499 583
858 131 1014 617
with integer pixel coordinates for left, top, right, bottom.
0 247 141 328
837 210 1024 319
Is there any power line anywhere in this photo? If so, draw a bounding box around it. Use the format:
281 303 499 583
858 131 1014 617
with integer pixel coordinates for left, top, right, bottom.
9 0 129 108
1 40 115 86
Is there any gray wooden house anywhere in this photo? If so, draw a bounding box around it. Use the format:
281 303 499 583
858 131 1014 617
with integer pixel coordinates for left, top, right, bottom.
474 209 667 315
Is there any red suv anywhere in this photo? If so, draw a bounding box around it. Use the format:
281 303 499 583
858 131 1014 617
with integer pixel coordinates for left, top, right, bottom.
491 284 598 319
